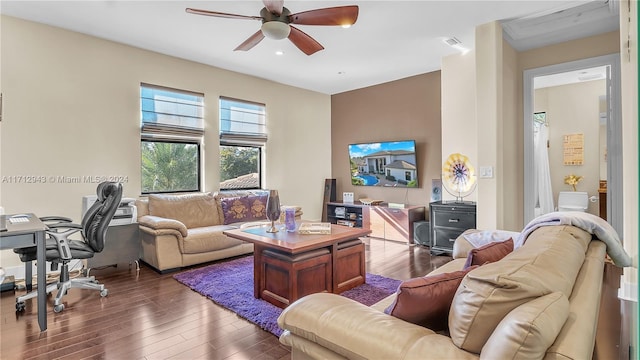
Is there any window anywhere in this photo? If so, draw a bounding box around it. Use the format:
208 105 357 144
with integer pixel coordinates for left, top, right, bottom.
219 97 266 190
140 83 203 194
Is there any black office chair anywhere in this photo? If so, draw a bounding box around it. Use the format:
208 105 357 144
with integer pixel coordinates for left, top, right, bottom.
15 182 123 313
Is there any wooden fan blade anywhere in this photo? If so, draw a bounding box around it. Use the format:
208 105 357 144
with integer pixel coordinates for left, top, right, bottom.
289 5 359 26
234 30 265 51
262 0 284 15
186 8 262 21
288 26 324 55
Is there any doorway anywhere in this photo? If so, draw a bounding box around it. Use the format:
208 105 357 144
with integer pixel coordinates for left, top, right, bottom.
523 54 622 234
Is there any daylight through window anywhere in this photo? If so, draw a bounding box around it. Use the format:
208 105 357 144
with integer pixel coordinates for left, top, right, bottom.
140 84 203 193
219 97 266 190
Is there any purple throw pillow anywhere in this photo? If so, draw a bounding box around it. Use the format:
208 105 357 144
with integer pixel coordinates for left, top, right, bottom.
221 195 268 225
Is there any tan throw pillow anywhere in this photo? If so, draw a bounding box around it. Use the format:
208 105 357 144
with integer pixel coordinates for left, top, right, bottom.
480 292 569 359
148 193 218 228
463 238 514 269
384 266 478 331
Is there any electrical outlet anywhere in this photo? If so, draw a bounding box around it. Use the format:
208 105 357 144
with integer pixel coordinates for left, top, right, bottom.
479 166 493 178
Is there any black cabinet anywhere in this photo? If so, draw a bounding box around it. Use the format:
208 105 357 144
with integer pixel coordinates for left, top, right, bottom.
429 201 476 255
326 202 368 228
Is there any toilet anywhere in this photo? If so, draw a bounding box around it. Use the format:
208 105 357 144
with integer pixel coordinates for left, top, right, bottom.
557 191 589 212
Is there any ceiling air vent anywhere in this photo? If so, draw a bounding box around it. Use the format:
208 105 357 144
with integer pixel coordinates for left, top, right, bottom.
443 37 462 46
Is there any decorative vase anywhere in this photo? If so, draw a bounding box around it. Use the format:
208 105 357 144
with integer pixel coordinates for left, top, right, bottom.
285 207 296 232
266 190 281 233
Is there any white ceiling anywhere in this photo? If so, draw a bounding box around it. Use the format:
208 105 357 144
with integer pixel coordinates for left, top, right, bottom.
534 65 608 89
0 1 620 95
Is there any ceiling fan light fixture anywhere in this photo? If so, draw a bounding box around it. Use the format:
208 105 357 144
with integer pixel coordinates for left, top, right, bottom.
261 21 291 40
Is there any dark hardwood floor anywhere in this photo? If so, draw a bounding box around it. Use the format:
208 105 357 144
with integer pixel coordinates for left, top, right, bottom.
0 238 625 359
0 239 451 360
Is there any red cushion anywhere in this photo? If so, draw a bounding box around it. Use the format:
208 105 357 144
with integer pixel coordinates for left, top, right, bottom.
463 238 514 269
384 266 478 331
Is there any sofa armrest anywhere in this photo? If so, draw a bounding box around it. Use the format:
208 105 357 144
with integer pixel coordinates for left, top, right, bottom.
452 229 479 259
138 215 188 237
278 293 477 360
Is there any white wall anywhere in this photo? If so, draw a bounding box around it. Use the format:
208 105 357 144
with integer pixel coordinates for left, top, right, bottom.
0 16 332 270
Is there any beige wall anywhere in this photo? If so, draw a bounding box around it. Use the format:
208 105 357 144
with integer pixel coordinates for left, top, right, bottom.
331 72 442 208
519 31 621 71
501 36 521 231
447 26 620 231
0 16 332 268
474 21 505 230
442 22 522 231
534 80 606 216
441 51 477 202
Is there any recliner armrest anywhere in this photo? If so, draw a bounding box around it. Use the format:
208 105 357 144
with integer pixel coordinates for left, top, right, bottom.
278 293 475 360
138 215 188 237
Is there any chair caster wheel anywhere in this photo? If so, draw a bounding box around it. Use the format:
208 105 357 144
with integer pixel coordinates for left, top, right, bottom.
16 302 26 312
100 289 108 297
54 304 64 313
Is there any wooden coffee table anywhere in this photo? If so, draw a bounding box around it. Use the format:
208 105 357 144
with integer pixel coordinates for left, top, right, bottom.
224 224 370 308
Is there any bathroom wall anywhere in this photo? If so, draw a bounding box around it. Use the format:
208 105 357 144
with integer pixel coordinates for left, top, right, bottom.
534 79 605 216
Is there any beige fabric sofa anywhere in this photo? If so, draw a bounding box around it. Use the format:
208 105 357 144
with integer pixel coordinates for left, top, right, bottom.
136 191 300 273
278 225 609 359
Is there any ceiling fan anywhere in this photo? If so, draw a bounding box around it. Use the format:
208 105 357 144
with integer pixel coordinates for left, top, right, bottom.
186 0 359 56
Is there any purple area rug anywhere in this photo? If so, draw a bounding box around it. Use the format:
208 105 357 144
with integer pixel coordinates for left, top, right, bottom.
173 256 401 337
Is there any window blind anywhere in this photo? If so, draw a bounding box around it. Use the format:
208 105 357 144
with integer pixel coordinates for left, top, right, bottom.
141 83 204 137
219 96 267 143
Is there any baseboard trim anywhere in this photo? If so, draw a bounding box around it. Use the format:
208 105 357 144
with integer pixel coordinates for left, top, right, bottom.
2 259 83 281
618 278 638 302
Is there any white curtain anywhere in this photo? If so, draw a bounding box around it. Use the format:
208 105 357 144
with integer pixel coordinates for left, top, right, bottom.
534 124 554 215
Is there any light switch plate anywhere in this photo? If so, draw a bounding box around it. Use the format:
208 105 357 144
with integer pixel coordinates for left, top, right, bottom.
479 166 494 178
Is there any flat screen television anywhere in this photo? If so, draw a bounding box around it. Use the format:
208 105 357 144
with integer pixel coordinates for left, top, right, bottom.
348 140 419 188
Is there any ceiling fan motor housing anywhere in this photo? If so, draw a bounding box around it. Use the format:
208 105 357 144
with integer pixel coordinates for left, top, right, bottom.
260 7 291 24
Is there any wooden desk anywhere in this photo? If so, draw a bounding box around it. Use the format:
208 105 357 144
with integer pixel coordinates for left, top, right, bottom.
224 224 370 308
0 214 48 331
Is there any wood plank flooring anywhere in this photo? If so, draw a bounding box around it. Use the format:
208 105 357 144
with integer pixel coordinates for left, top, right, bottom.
0 239 450 360
1 239 622 359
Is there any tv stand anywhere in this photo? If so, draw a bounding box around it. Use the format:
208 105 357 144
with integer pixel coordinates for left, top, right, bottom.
325 201 425 244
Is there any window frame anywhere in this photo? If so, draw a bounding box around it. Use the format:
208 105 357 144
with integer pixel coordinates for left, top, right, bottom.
218 96 267 191
140 139 202 195
140 83 204 194
219 142 263 191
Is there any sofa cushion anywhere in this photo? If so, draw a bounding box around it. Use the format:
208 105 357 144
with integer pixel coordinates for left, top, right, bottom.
181 225 247 254
371 258 468 313
463 238 513 269
148 193 219 229
449 225 591 353
384 266 478 331
480 292 569 359
220 195 268 225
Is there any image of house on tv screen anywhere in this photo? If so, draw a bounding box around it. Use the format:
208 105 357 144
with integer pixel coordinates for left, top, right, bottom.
348 140 419 188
